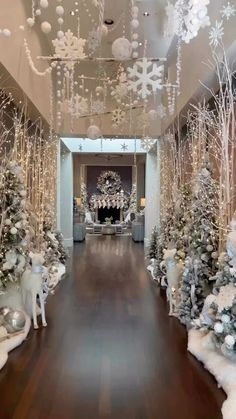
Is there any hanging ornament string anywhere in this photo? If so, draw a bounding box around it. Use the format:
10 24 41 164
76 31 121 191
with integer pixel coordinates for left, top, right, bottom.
24 38 52 77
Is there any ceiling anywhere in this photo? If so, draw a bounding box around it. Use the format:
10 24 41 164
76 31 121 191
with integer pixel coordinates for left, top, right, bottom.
21 0 173 136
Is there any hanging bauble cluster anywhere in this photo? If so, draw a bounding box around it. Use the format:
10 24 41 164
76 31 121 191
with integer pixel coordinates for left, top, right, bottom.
130 3 140 58
87 124 102 140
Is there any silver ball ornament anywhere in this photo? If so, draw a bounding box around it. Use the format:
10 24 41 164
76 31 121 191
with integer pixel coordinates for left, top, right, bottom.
4 310 26 333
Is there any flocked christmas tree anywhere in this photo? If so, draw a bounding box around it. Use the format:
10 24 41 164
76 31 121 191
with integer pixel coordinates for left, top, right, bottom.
147 226 158 260
80 182 89 212
0 161 30 287
178 164 219 326
129 184 137 213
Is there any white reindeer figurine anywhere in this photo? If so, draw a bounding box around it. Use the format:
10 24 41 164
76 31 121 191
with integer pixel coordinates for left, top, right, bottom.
161 248 183 316
21 251 47 329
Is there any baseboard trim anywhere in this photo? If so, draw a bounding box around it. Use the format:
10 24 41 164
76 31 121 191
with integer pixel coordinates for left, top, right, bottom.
63 237 74 247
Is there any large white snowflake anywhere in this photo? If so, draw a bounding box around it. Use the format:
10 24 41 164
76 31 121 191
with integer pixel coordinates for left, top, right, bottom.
157 104 167 119
209 21 224 48
52 30 86 68
112 108 125 128
127 58 164 99
68 94 88 118
179 0 211 44
91 99 105 114
221 2 236 20
140 137 157 152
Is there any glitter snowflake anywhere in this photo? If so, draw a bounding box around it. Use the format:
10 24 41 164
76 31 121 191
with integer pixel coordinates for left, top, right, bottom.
127 58 164 99
221 2 236 20
209 21 224 48
111 71 129 102
112 108 125 128
68 94 88 118
140 137 157 152
91 99 105 114
52 30 86 69
157 104 167 119
87 29 101 53
137 111 149 130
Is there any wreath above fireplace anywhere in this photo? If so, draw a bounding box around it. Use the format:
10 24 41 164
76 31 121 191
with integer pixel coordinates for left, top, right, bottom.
97 170 121 195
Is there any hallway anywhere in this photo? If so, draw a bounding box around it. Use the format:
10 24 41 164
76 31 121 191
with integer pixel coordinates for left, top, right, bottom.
0 236 225 419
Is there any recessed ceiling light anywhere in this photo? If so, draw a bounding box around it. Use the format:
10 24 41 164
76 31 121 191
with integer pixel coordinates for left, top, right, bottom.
139 42 142 46
104 18 114 25
70 10 75 16
143 12 150 16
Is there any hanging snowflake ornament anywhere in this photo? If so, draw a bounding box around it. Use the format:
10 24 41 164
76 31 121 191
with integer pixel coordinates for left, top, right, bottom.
68 94 88 118
140 137 157 152
112 108 125 128
91 99 105 114
157 104 167 119
221 2 236 20
127 58 164 99
111 69 129 102
87 29 101 53
52 30 86 69
209 21 224 48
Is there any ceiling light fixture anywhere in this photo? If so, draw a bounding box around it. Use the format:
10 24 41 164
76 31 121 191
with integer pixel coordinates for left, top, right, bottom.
139 42 142 46
143 12 150 16
104 18 114 25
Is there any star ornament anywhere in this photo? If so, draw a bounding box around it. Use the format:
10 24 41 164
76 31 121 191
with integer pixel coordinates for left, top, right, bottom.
121 143 128 151
209 21 224 48
221 2 236 20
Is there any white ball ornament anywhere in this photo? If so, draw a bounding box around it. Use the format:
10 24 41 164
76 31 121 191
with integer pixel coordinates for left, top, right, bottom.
19 25 25 31
40 0 48 8
10 227 18 235
36 9 41 16
41 21 52 34
214 322 224 333
132 51 138 58
58 18 64 25
132 6 139 16
132 33 139 40
112 37 132 61
87 125 101 140
5 219 11 226
15 222 22 229
57 30 64 39
56 5 64 16
27 18 35 27
96 86 104 95
131 19 139 29
225 335 235 348
131 41 138 50
221 314 231 323
3 29 11 37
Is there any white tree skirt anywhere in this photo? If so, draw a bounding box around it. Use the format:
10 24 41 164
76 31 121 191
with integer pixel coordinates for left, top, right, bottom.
0 313 31 370
188 329 236 419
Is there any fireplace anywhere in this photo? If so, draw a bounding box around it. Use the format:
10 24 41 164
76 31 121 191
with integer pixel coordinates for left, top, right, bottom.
97 207 121 223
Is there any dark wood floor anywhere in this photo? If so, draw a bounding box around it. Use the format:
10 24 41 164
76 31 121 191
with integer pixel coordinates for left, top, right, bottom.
0 236 225 419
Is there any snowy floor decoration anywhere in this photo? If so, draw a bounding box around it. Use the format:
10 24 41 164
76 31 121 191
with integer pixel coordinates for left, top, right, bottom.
188 329 236 419
0 285 31 370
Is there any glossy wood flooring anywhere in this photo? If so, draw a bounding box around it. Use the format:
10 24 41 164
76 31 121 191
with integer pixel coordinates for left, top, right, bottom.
0 236 225 419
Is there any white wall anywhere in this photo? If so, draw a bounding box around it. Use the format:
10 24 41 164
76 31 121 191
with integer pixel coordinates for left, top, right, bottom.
144 143 160 245
60 148 73 247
